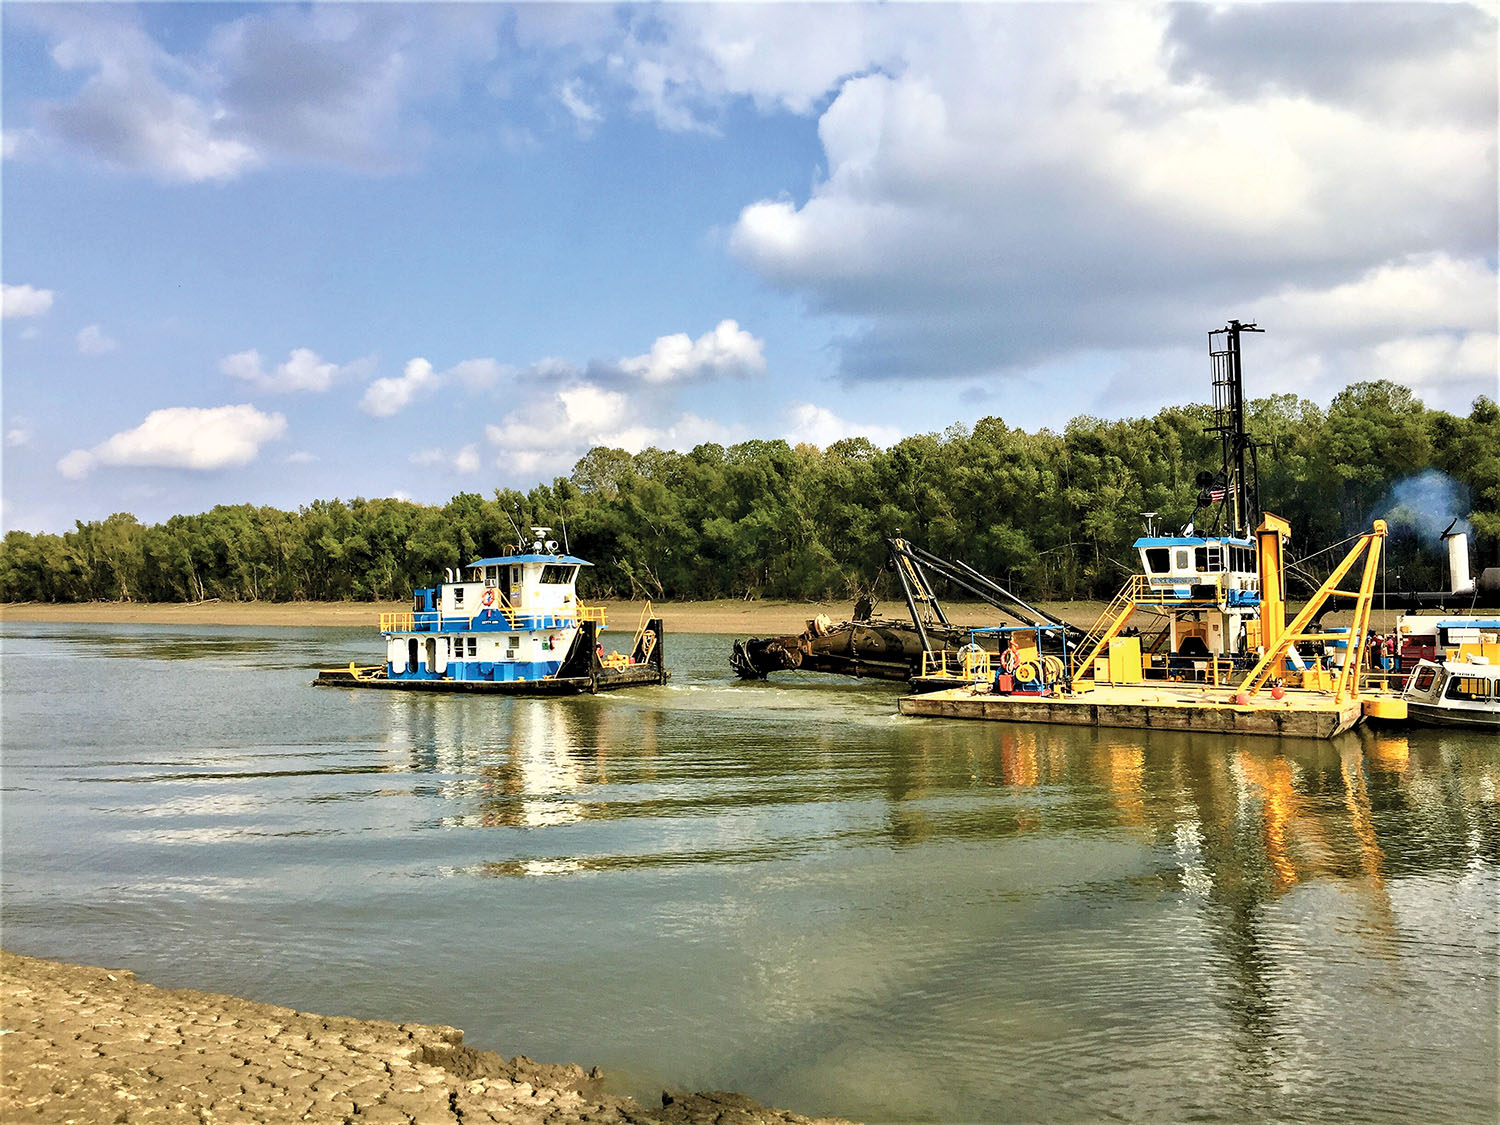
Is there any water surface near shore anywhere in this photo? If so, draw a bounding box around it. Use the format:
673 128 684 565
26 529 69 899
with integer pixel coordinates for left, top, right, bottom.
3 622 1496 1122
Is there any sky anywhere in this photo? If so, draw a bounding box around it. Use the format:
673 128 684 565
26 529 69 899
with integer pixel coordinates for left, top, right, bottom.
1 2 1496 534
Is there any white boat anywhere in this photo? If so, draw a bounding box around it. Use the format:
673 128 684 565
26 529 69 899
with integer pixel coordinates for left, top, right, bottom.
1399 657 1500 729
314 527 667 695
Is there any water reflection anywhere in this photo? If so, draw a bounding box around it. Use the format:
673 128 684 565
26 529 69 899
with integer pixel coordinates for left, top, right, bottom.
373 690 1499 904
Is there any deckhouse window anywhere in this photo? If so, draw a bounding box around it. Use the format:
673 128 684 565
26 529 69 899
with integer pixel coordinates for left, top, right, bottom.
454 587 465 605
1445 676 1492 702
1174 549 1191 572
1144 548 1169 573
540 565 577 584
1411 667 1437 693
1193 546 1223 572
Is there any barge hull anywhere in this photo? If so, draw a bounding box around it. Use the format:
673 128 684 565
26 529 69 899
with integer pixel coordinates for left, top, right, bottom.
898 685 1363 739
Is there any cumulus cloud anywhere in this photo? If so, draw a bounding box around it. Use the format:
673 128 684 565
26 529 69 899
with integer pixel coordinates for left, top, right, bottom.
619 319 766 384
221 347 354 393
2 284 55 319
29 7 258 182
57 404 286 479
447 357 512 391
360 357 442 417
679 4 1498 383
14 5 502 180
76 324 117 354
356 355 515 416
783 403 902 449
482 382 734 477
411 444 481 474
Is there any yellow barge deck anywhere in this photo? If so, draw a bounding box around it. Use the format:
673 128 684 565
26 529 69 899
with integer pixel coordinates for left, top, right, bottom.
898 683 1379 739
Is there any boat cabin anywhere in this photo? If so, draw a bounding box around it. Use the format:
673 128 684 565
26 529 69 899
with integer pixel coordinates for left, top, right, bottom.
1134 535 1259 606
1397 615 1500 671
382 528 605 683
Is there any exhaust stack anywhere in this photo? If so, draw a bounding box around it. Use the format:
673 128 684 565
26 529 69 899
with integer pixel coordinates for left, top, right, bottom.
1441 520 1475 595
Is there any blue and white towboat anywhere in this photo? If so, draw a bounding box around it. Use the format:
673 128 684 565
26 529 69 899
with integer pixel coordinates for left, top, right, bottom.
315 527 666 694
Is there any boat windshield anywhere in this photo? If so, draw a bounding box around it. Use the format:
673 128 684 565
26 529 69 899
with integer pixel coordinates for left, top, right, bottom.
1410 666 1438 694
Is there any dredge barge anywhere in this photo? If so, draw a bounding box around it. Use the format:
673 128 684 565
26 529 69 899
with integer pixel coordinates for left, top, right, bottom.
314 528 666 695
900 321 1401 739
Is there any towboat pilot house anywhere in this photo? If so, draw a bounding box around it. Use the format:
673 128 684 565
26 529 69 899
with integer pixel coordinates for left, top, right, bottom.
383 531 602 684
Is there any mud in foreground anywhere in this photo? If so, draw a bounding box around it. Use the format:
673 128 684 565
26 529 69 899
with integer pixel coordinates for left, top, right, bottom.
0 951 851 1125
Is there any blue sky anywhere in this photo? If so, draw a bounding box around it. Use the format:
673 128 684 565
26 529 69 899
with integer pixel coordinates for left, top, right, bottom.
3 2 1496 533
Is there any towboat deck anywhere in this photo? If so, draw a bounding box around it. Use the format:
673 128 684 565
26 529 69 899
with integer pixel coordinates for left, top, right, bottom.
899 682 1374 739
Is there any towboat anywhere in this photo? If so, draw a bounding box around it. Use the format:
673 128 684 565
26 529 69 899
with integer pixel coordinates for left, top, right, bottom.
314 528 667 694
1399 658 1500 728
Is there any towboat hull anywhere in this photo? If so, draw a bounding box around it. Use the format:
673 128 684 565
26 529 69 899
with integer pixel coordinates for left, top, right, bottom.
314 662 666 694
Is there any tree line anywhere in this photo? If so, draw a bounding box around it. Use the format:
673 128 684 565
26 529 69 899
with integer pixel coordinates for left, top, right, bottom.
3 381 1496 606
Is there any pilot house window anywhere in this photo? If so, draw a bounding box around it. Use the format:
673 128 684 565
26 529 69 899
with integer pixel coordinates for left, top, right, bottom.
540 565 577 584
1144 548 1169 573
1193 546 1223 572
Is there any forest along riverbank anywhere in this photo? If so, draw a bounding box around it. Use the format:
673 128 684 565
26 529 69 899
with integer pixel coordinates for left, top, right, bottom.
0 598 1403 634
0 951 851 1125
0 598 1082 633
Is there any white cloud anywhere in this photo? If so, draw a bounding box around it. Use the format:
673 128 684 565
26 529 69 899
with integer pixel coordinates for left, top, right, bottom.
559 78 602 130
2 284 55 319
447 357 511 391
221 347 348 393
15 5 502 181
619 319 766 384
32 7 259 183
57 404 286 479
76 324 117 354
411 444 481 474
1260 254 1496 343
685 4 1498 381
361 357 441 417
783 403 902 449
6 424 33 448
355 355 511 416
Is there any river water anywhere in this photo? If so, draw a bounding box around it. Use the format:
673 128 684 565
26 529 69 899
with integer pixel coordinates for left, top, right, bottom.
2 622 1496 1122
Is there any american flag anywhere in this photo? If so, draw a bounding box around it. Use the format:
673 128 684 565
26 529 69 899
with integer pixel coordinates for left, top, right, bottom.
1208 487 1226 502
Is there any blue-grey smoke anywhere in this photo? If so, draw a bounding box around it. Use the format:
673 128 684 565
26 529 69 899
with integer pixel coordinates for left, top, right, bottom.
1377 469 1472 539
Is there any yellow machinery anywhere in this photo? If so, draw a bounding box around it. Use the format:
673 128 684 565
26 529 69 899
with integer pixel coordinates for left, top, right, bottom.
1237 521 1387 702
1256 513 1291 653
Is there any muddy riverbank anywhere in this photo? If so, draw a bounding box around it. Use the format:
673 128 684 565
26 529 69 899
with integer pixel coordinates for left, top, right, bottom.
0 951 850 1125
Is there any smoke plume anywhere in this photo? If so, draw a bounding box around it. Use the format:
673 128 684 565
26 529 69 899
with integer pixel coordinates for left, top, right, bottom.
1377 469 1472 539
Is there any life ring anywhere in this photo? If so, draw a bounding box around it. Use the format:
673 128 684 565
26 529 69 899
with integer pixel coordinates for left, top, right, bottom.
481 588 495 608
999 646 1018 673
1016 660 1040 684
